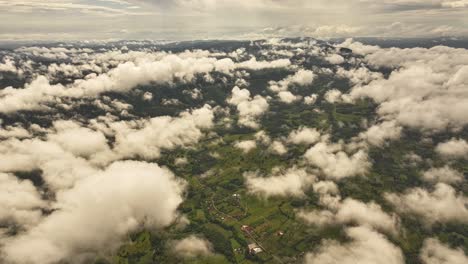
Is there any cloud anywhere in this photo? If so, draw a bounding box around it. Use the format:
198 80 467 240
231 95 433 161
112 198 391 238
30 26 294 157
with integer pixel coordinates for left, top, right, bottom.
344 41 468 132
171 235 213 258
325 54 345 65
269 69 315 103
0 58 20 74
358 121 402 147
269 140 288 155
422 166 463 184
0 138 98 191
0 161 186 264
304 226 404 264
337 66 384 85
0 50 289 114
48 120 109 158
420 238 468 264
244 167 316 197
278 91 300 103
435 138 468 158
107 105 214 161
385 183 468 225
299 198 399 235
304 94 318 105
227 86 269 129
0 173 46 230
324 89 343 103
234 140 257 153
0 125 31 139
0 105 213 190
304 138 370 180
288 127 321 145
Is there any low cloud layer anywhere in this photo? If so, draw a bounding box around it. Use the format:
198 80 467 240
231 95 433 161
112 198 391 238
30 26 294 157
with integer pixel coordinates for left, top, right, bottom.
171 235 213 258
385 183 468 225
304 226 404 264
420 238 468 264
0 161 186 264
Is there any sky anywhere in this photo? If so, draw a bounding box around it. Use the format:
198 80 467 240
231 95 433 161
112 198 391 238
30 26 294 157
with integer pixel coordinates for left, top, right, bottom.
0 0 468 41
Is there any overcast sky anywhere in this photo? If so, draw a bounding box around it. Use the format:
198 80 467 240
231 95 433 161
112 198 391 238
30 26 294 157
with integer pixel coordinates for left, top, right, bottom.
1 0 467 41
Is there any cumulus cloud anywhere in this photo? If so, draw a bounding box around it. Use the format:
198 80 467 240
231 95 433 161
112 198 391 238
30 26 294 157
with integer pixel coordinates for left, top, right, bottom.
244 167 316 197
358 121 402 147
269 140 288 155
107 105 214 161
304 138 370 180
0 173 45 229
227 86 269 129
234 140 257 153
435 138 468 158
304 226 404 264
0 51 289 114
325 54 345 64
344 41 468 132
385 183 468 225
337 66 383 86
0 125 31 139
0 161 186 264
171 235 213 258
422 166 463 184
288 127 321 145
420 238 468 264
299 198 399 235
0 105 213 190
0 138 98 191
304 94 318 105
48 120 109 158
0 58 20 73
142 91 153 101
278 91 300 103
269 69 314 103
324 89 343 103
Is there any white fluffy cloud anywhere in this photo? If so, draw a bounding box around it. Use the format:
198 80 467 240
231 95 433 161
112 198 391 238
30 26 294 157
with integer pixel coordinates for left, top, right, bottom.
288 127 321 145
0 105 214 191
304 226 404 264
0 125 31 139
171 235 213 258
299 198 399 235
0 173 45 229
1 161 186 264
269 140 288 155
48 120 110 158
435 138 468 158
244 167 316 197
304 138 370 180
107 105 214 161
234 140 257 153
0 138 99 191
304 94 318 105
325 54 345 64
420 238 468 264
269 69 314 103
278 91 300 103
324 89 343 103
358 121 402 147
0 51 289 114
385 183 468 225
422 166 463 184
0 58 21 74
227 86 269 129
344 42 468 132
